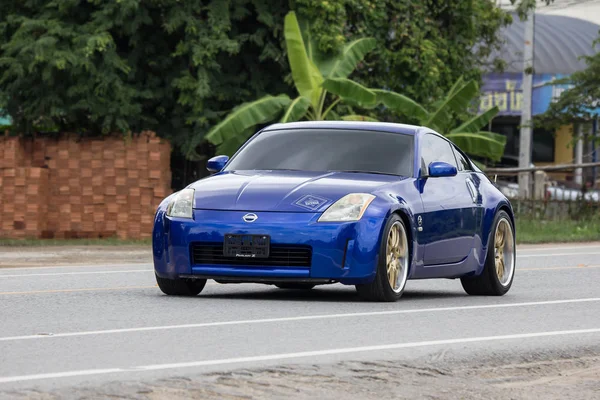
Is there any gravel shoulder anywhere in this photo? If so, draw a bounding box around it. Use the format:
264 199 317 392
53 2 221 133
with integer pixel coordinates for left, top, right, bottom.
5 353 600 399
0 246 152 267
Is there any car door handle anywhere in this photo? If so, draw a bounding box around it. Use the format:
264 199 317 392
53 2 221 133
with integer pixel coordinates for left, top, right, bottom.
465 179 477 203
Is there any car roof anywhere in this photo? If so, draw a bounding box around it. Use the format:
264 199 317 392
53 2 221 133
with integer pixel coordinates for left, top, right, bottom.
263 121 422 135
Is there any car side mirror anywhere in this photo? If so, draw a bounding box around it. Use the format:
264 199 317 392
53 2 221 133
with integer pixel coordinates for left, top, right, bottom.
207 155 229 173
428 161 457 178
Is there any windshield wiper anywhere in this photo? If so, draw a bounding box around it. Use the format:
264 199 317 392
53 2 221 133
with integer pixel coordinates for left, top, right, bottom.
330 170 402 176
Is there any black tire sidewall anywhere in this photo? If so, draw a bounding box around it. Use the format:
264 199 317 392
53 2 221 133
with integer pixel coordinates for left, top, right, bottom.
156 274 206 296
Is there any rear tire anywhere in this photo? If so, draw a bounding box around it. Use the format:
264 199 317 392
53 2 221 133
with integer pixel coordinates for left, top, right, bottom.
275 283 316 290
355 214 410 302
461 210 515 296
156 274 206 296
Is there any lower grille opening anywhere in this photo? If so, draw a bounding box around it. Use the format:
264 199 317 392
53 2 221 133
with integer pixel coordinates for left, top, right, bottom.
191 242 312 267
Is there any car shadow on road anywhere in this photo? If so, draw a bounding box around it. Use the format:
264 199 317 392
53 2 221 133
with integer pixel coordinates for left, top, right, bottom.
194 286 466 303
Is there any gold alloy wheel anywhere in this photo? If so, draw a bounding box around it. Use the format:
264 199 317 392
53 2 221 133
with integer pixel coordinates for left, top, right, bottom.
494 217 515 286
386 221 409 293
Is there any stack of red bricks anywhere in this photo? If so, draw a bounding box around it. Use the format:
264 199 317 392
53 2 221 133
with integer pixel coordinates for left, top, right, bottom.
0 137 50 238
0 131 172 240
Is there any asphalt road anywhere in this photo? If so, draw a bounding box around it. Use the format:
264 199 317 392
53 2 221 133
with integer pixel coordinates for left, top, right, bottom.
1 243 600 398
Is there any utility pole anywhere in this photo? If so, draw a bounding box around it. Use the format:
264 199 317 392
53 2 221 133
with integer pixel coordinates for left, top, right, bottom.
518 6 535 198
574 123 584 186
594 119 598 188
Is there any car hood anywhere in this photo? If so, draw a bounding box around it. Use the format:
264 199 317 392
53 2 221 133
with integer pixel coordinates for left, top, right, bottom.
190 170 405 212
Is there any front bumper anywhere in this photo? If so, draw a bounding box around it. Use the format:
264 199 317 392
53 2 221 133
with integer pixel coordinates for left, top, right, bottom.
152 209 386 285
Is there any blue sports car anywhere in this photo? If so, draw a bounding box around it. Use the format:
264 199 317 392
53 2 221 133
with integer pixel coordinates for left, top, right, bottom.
153 121 516 302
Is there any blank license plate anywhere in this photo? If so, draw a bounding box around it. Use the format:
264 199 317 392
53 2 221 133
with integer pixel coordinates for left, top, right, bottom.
223 234 270 258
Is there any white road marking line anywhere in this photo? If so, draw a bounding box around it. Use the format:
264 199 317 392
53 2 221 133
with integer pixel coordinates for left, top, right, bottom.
518 244 600 251
0 270 153 278
1 327 599 384
521 265 600 271
0 264 150 271
518 252 600 258
0 286 156 296
1 297 599 343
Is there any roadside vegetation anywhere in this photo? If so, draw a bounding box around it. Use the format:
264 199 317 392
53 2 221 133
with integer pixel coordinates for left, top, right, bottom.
204 12 507 161
1 0 595 247
515 217 600 244
0 1 515 161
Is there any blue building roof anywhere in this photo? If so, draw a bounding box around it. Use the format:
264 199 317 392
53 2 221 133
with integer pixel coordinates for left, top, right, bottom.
488 13 600 74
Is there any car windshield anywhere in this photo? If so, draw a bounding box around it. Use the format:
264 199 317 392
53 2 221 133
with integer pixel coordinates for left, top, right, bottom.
224 128 414 176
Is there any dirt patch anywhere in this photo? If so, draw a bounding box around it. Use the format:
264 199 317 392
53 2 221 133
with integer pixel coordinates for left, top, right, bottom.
0 246 151 267
5 355 600 399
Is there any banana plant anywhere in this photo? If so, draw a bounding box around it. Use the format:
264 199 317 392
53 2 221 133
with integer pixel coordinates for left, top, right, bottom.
204 12 505 162
204 11 377 155
374 77 507 162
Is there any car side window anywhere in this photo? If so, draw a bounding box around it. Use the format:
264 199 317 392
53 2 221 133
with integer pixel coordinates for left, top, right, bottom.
452 146 472 172
420 133 458 176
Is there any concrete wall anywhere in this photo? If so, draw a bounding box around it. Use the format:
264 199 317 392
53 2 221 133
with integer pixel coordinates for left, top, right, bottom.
0 132 171 239
547 124 574 182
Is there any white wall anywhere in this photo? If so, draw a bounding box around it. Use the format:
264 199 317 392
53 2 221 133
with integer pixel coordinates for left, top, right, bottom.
496 0 600 25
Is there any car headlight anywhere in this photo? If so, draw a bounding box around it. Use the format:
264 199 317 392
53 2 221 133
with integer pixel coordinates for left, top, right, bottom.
166 188 195 218
318 193 376 222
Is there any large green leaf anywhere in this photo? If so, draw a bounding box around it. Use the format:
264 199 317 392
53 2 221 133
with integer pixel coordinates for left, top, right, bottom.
425 80 478 132
322 78 376 106
341 114 379 122
284 11 323 108
451 106 500 134
447 76 466 97
205 94 291 145
280 96 311 123
317 38 377 79
446 131 507 162
325 110 340 120
373 89 429 121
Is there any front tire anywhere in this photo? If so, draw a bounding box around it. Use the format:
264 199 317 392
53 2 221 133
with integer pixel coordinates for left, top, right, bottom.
461 210 515 296
356 214 410 302
156 274 206 296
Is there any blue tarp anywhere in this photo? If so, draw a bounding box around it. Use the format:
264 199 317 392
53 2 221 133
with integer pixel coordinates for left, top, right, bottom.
0 110 11 125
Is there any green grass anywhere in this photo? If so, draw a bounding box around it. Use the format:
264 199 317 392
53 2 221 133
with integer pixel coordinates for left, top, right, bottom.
1 218 599 246
516 217 600 244
0 237 152 247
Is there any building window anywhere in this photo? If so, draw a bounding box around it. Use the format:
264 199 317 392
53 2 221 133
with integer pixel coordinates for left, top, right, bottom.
488 119 555 165
532 128 555 163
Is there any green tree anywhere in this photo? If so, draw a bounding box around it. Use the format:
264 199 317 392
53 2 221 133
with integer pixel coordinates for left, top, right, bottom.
0 0 520 162
293 0 553 113
206 12 506 162
204 11 379 155
293 0 513 112
0 0 290 156
539 37 600 127
376 77 507 161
